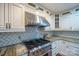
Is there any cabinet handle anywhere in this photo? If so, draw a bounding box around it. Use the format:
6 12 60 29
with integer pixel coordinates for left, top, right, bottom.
6 23 7 29
6 23 9 29
6 23 11 29
9 23 11 29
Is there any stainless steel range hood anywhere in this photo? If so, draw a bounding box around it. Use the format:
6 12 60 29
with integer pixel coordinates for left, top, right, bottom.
25 11 50 27
37 16 50 27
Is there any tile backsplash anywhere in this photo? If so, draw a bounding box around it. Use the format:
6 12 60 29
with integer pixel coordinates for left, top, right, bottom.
1 26 79 48
0 26 43 48
53 31 79 38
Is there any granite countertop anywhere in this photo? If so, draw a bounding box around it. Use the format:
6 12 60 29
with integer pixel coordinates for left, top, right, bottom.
47 36 79 44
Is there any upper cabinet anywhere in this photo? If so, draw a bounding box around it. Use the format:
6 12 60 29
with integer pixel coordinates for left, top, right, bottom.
0 4 5 30
0 3 25 32
9 4 25 32
70 11 79 30
59 8 79 31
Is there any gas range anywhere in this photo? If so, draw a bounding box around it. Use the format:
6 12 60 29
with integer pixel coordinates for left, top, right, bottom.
23 39 51 52
23 39 51 55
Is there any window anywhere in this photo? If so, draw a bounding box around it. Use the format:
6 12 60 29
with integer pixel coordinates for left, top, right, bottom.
55 14 59 28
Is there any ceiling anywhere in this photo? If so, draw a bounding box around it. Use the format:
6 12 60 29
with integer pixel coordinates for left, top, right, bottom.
38 3 79 13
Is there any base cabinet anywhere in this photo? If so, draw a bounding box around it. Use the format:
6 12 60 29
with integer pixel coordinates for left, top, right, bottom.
52 40 79 56
58 40 79 56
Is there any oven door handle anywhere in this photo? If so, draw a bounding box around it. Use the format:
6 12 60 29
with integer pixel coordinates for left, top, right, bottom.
41 49 52 56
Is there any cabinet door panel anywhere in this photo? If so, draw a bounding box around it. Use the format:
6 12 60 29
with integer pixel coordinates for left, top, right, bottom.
9 4 25 31
0 4 5 28
71 13 79 30
60 15 72 30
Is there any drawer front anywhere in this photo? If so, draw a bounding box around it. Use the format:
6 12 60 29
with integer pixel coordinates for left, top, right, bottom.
63 50 79 56
60 44 79 55
60 49 76 56
64 41 79 48
66 45 79 54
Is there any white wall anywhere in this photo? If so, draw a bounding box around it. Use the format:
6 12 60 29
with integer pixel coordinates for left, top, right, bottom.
59 8 79 30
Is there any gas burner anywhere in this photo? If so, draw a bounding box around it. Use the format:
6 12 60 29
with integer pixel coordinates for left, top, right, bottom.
23 39 50 50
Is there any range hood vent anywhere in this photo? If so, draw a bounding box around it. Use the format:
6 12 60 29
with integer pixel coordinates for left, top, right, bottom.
62 12 70 15
25 11 50 27
28 3 36 8
38 16 50 27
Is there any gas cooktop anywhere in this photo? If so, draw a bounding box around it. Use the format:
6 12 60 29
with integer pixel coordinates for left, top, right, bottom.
23 39 50 50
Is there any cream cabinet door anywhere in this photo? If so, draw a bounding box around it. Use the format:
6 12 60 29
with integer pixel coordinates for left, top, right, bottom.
0 4 5 29
0 3 12 32
9 4 25 32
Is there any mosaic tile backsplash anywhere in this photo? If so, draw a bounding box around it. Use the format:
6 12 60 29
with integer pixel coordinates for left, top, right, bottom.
0 26 79 48
53 31 79 38
0 26 43 48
